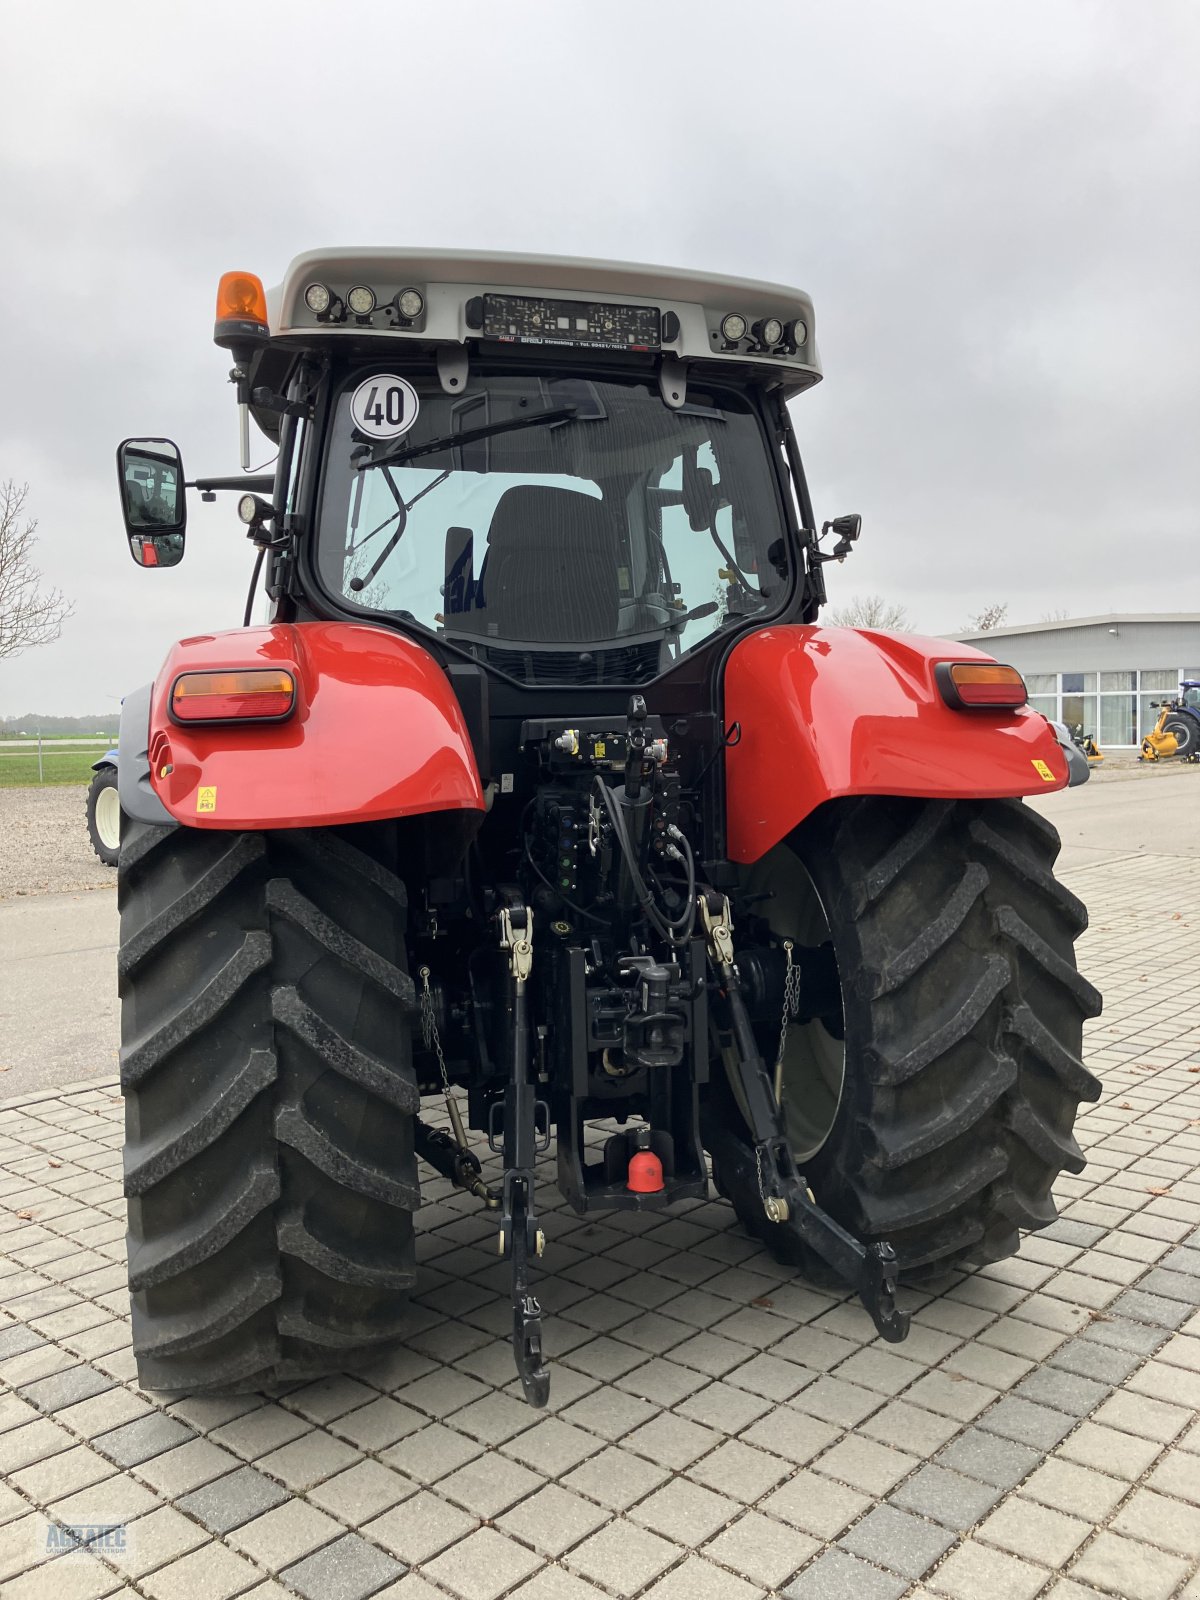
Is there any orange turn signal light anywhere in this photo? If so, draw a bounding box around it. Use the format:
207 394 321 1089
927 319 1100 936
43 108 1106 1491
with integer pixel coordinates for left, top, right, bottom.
171 669 295 724
936 661 1028 709
215 271 268 328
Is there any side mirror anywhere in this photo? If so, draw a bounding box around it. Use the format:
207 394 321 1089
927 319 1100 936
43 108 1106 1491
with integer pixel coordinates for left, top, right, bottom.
117 438 186 568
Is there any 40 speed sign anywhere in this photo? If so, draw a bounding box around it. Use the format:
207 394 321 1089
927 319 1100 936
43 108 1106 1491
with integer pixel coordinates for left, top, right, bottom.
350 374 420 440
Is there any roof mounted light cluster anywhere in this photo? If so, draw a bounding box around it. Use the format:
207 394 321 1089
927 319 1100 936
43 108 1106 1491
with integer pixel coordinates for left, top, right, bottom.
301 282 425 327
717 311 807 356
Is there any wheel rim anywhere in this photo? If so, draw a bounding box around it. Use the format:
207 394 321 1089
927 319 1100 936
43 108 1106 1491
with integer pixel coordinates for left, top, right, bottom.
739 844 847 1162
95 785 121 851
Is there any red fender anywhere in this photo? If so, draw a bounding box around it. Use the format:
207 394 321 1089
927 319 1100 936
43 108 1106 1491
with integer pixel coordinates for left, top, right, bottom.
723 625 1070 864
147 622 484 829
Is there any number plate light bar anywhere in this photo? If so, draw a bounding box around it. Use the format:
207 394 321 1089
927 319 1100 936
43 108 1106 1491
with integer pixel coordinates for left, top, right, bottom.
479 293 662 350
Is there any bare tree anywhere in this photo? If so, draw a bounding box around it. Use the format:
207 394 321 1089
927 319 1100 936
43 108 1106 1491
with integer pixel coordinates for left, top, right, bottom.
0 481 73 659
965 601 1008 632
826 593 911 630
1040 607 1070 622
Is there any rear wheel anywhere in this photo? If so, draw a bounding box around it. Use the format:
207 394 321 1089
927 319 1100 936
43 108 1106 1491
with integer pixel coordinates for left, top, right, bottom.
1163 714 1198 758
725 797 1102 1280
119 819 420 1392
86 767 122 867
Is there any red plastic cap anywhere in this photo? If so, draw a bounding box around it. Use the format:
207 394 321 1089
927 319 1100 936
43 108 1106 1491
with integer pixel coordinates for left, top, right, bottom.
627 1150 664 1194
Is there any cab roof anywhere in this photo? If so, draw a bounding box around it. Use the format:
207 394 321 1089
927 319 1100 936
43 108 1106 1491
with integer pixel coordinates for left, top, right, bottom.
266 247 822 395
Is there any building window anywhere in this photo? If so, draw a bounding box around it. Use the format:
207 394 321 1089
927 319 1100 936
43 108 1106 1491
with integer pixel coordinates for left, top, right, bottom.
1100 694 1136 746
1060 673 1096 695
1140 669 1180 692
1021 669 1191 745
1136 671 1181 740
1060 673 1097 741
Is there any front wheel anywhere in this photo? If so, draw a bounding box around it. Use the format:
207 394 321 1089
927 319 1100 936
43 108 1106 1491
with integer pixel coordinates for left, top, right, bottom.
725 797 1102 1280
86 767 122 866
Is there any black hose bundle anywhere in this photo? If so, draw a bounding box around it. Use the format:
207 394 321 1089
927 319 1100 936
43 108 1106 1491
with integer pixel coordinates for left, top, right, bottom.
592 776 697 947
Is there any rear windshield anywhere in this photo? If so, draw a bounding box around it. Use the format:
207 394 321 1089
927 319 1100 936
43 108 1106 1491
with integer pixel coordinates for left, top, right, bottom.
316 371 790 684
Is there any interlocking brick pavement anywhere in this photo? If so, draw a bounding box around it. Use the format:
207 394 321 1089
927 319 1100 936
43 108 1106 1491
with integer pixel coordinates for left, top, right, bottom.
2 850 1198 1599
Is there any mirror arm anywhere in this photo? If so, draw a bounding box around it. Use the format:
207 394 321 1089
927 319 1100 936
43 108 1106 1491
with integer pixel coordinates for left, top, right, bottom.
251 386 310 418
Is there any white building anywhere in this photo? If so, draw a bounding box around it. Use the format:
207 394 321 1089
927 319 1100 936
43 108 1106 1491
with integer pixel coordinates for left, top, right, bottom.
952 614 1200 748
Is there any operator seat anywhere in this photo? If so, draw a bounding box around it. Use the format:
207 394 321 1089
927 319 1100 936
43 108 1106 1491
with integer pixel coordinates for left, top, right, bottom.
457 485 620 642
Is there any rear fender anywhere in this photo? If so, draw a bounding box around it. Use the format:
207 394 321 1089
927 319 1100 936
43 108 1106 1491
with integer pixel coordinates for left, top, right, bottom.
724 625 1070 863
143 622 484 829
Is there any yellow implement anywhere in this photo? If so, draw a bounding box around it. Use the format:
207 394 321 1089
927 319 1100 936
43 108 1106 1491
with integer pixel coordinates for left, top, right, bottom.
1140 704 1181 762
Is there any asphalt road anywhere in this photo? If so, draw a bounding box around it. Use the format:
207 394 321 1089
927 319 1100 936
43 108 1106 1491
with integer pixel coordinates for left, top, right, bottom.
1 762 1196 1103
1026 758 1199 865
1 889 119 1098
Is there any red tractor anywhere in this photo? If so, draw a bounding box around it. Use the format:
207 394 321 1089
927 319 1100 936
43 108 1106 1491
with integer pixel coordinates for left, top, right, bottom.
113 251 1100 1404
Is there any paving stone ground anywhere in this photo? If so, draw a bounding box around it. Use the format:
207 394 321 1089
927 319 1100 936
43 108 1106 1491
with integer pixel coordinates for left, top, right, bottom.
1 848 1198 1600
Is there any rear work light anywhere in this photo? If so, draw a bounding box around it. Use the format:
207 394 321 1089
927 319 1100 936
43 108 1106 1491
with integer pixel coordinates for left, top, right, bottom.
171 669 295 724
936 662 1028 709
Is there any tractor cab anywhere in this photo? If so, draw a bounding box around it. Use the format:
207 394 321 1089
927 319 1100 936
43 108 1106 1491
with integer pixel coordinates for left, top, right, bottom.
208 251 832 688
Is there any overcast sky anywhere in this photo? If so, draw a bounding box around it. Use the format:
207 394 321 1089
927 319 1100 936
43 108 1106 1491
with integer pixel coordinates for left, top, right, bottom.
1 0 1196 715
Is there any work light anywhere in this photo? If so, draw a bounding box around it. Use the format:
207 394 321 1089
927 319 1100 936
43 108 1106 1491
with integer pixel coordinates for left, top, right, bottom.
347 285 376 317
304 282 332 315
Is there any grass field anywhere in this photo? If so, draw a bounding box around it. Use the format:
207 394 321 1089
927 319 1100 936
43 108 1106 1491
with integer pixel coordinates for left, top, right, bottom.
0 746 110 787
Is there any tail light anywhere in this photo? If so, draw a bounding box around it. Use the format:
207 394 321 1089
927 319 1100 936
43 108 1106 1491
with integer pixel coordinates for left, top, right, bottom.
171 669 295 724
936 662 1027 710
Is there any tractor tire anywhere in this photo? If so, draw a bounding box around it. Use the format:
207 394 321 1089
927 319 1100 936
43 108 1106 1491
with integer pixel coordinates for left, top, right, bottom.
86 767 122 867
727 796 1102 1281
118 818 420 1393
1163 713 1198 759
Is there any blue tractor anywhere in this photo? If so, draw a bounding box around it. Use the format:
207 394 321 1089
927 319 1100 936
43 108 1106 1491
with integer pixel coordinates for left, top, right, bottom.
85 751 122 866
1140 681 1200 762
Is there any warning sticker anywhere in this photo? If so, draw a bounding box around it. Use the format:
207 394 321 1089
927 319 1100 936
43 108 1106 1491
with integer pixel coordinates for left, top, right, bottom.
196 786 218 813
1030 759 1055 782
350 374 420 440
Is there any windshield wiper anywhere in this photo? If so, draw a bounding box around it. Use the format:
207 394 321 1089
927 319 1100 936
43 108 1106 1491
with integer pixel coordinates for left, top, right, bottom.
348 470 454 592
355 405 578 472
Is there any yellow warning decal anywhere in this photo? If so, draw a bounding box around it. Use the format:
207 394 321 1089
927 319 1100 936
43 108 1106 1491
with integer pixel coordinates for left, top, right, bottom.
594 741 606 758
196 786 218 813
1031 759 1055 782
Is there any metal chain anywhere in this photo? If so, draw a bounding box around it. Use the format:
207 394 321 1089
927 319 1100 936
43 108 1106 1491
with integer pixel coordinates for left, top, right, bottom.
419 966 452 1096
774 939 801 1080
756 941 802 1225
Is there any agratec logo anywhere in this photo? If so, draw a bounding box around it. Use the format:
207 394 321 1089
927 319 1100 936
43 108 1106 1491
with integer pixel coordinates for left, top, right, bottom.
45 1521 128 1556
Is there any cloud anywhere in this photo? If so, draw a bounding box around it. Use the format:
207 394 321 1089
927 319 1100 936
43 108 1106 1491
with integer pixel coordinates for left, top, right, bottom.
1 0 1196 711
